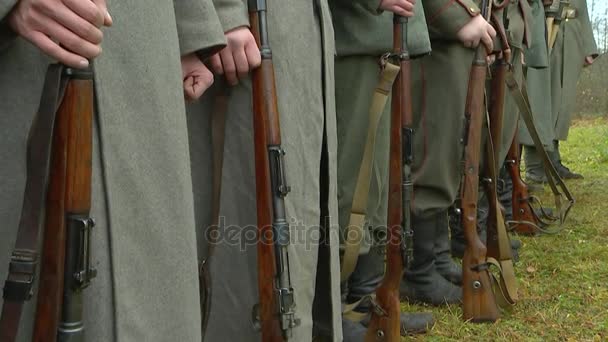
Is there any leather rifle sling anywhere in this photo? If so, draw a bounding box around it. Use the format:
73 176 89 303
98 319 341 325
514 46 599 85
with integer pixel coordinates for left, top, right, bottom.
340 61 400 283
505 72 574 232
199 87 229 339
0 64 67 342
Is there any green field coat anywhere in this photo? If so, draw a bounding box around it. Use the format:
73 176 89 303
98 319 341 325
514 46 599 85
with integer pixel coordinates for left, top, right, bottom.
410 0 481 216
330 0 431 253
186 0 342 341
0 1 225 341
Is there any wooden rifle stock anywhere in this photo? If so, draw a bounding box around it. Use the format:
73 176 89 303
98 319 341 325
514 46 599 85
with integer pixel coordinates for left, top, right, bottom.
461 0 500 323
249 1 299 340
505 137 538 234
33 66 96 342
364 16 413 341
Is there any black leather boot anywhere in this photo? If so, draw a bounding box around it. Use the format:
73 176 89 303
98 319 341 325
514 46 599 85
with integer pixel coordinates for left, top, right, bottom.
434 211 462 285
400 213 462 305
360 311 435 336
345 247 435 337
342 311 436 341
552 140 583 179
523 145 548 183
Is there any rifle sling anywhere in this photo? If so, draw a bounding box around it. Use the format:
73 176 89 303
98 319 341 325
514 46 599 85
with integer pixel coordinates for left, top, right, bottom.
340 62 400 283
504 72 574 227
1 64 67 342
199 87 229 339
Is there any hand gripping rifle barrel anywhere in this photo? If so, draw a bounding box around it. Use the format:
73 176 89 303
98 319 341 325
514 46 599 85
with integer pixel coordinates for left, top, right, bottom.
460 0 500 323
364 15 412 342
248 0 300 340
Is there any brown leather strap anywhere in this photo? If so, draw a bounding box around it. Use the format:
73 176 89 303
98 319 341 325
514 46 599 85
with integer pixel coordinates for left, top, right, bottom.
505 72 574 232
1 64 67 342
199 87 229 339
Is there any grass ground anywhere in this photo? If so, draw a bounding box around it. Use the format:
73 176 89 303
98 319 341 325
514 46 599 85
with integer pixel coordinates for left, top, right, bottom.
401 117 608 341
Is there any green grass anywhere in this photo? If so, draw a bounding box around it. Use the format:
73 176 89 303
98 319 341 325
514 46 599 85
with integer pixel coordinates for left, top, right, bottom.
401 117 608 341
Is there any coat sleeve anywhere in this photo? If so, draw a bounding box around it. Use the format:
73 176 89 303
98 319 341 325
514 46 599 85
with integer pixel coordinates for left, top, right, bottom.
173 0 227 59
577 0 598 59
212 0 249 32
423 0 481 40
0 0 18 51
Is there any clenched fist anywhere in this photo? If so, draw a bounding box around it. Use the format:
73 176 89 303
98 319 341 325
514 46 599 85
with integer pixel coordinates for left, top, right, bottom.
181 53 215 101
8 0 112 68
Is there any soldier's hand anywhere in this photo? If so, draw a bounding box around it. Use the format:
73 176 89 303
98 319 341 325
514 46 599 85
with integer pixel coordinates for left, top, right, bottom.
584 55 595 67
379 0 415 17
208 27 261 86
456 15 496 52
7 0 112 69
181 53 215 101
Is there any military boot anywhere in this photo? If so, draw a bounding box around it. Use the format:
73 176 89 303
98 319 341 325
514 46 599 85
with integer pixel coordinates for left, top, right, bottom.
523 145 547 184
345 247 435 336
360 311 435 336
341 318 367 342
552 140 583 179
400 213 462 306
434 211 462 285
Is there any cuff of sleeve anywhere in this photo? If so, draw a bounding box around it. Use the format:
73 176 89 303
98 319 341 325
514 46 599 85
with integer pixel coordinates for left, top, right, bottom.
180 34 226 60
426 0 480 39
217 3 250 32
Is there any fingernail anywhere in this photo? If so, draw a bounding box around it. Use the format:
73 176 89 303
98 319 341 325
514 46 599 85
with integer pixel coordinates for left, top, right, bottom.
79 59 89 68
105 11 113 25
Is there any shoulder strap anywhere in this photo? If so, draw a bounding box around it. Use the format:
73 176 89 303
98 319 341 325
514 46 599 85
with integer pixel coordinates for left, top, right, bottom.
200 88 229 339
340 62 401 282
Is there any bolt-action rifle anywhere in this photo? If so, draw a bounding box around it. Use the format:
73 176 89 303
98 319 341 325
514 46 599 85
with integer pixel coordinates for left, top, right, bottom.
249 1 300 340
364 14 414 341
484 7 518 308
460 0 500 323
1 63 97 342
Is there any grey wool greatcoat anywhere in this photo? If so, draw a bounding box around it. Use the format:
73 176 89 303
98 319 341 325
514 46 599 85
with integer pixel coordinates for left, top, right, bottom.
0 1 225 341
186 0 342 341
520 0 598 146
549 0 597 140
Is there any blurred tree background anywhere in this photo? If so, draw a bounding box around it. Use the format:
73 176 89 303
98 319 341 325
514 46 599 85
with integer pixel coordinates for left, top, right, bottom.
575 0 607 117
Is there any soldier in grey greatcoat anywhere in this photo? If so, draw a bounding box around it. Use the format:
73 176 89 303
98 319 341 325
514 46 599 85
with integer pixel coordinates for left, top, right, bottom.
521 0 598 181
186 0 343 341
0 0 226 340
